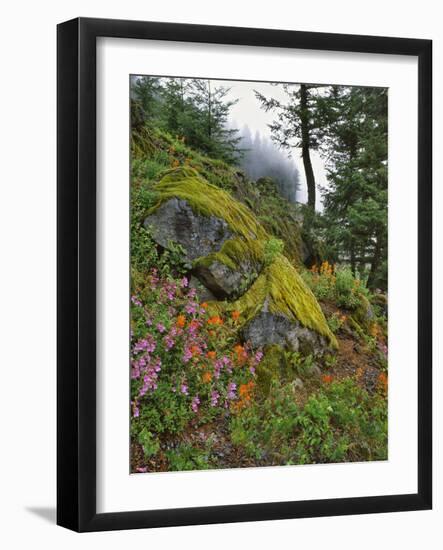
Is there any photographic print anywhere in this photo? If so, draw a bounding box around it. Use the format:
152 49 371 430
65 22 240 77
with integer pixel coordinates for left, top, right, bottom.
129 75 388 474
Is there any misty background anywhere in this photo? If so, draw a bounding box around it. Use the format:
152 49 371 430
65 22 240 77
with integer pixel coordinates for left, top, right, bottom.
220 80 327 209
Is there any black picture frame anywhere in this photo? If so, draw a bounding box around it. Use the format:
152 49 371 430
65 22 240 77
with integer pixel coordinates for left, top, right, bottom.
57 17 432 532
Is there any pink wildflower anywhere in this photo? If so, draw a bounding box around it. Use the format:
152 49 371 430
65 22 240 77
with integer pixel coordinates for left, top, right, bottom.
210 390 220 407
191 395 200 413
227 382 237 400
181 276 189 288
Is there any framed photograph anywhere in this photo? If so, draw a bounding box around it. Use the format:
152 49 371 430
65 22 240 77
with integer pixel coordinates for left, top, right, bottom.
57 17 432 532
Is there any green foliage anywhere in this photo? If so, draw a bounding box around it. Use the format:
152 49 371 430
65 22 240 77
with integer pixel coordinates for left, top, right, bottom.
230 378 387 465
131 76 241 164
130 273 260 463
166 443 211 471
335 267 361 308
301 262 374 319
320 87 388 290
263 237 284 266
138 428 161 458
327 312 345 334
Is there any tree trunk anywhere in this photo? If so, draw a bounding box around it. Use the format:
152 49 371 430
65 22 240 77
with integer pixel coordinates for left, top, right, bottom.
300 84 316 211
367 234 382 289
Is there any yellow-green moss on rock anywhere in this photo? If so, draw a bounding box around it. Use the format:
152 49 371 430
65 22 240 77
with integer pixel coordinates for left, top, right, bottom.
149 167 337 349
152 167 268 242
220 254 337 349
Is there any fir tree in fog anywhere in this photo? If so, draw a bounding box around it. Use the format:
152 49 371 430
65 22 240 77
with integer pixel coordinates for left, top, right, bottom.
236 126 300 203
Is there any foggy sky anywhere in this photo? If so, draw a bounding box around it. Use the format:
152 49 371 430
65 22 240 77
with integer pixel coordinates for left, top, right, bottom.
216 79 327 210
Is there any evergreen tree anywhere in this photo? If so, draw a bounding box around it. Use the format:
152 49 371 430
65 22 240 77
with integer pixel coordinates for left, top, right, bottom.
188 79 241 163
158 78 190 136
320 86 388 289
130 76 163 121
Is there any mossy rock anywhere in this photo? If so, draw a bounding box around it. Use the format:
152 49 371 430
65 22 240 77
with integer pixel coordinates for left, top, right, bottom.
146 167 337 352
352 294 375 330
256 345 286 395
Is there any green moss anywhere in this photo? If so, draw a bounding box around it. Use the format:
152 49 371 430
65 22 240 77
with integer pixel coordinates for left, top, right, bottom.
152 167 268 242
151 167 337 348
256 345 286 394
224 254 338 348
193 237 264 273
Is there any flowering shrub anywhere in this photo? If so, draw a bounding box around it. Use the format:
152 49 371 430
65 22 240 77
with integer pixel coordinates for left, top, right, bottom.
130 269 263 460
302 262 368 310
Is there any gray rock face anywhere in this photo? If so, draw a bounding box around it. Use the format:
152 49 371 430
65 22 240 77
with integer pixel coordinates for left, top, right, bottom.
145 194 330 358
188 276 217 303
144 198 233 264
194 260 244 300
193 258 260 300
242 304 327 357
145 197 260 299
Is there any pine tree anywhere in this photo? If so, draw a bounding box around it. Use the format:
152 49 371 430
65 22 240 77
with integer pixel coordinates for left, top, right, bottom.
130 76 163 121
320 86 388 289
188 79 241 163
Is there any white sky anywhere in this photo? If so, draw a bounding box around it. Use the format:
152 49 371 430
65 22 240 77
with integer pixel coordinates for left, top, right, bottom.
216 79 327 209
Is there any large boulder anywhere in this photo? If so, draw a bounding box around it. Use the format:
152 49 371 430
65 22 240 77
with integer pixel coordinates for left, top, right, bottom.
144 167 337 355
193 257 260 300
144 197 233 265
243 306 328 356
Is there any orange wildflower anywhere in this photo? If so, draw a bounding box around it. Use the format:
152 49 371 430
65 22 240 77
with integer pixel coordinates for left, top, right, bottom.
239 380 255 397
209 330 216 337
378 372 388 393
206 350 216 360
322 374 333 384
176 315 186 328
190 345 201 356
235 380 256 409
202 371 212 383
231 310 241 321
207 315 223 326
201 302 208 309
234 344 244 355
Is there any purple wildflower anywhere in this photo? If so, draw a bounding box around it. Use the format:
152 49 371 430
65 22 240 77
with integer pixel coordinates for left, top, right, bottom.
210 390 220 407
138 357 161 397
185 302 198 315
227 382 237 400
191 395 200 413
188 287 197 299
163 334 175 350
181 276 189 288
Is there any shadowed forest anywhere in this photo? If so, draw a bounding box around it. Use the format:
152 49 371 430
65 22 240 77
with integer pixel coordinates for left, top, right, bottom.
130 76 388 473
